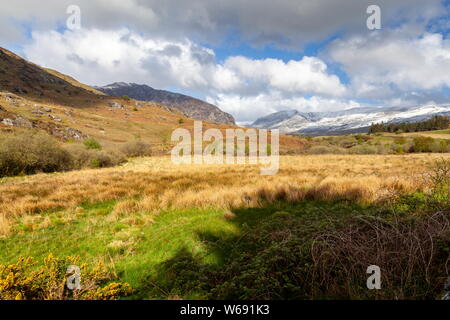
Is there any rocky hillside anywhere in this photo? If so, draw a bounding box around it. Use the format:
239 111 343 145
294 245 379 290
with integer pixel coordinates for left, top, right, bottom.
96 82 236 125
252 105 450 136
0 47 200 149
0 47 305 153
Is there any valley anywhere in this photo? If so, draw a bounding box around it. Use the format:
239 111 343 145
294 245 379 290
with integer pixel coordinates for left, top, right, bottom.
0 46 448 301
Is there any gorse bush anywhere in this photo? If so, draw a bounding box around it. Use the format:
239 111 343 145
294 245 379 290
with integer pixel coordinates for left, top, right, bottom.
120 140 151 157
0 254 132 300
0 130 72 177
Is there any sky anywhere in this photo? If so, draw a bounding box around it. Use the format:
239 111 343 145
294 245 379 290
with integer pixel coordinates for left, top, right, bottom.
0 0 449 123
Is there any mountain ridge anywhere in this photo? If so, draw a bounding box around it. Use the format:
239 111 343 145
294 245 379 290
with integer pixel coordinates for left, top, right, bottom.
96 82 236 125
251 105 450 136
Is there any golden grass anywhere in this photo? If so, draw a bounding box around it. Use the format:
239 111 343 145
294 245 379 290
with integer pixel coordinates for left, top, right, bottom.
0 153 448 236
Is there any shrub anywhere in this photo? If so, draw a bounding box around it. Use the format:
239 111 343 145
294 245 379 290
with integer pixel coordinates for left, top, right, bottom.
0 254 132 300
311 210 449 299
91 150 126 168
376 144 392 155
394 137 407 145
411 136 434 152
426 159 450 206
337 137 358 148
64 144 126 169
430 140 450 153
83 138 102 150
306 145 347 154
0 131 72 177
120 140 151 157
347 145 379 154
393 145 404 154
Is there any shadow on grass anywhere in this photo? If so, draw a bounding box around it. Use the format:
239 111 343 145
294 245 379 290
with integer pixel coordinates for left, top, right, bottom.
130 200 379 300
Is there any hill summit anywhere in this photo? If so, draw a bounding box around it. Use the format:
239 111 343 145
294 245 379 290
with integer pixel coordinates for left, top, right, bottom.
96 82 235 125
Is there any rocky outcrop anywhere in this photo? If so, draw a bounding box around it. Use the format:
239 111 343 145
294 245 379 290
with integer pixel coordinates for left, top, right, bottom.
97 82 236 125
0 104 87 141
108 101 124 109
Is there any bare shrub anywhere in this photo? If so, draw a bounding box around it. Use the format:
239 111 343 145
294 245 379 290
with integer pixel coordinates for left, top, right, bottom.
120 140 151 157
427 158 450 189
311 210 450 299
0 130 72 177
64 144 126 169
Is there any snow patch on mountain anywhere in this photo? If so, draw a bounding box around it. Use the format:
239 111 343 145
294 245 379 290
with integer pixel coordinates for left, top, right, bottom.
251 105 450 135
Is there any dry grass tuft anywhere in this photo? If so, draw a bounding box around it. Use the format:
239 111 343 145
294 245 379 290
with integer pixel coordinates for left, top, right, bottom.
223 211 236 221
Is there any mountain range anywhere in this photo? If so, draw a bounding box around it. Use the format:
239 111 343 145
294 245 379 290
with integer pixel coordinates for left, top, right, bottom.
0 47 303 153
96 82 235 125
251 105 450 136
1 45 448 143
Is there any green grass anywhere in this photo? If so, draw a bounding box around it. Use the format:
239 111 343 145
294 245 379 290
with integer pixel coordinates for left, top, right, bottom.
0 199 377 299
433 129 450 134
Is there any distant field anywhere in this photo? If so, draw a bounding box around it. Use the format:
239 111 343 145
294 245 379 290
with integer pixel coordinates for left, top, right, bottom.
382 129 450 140
433 129 450 135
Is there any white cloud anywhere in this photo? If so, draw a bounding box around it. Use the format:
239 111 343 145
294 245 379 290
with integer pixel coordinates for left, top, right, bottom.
24 29 224 90
223 56 346 96
207 92 362 122
0 0 445 48
4 1 449 122
327 29 450 98
23 28 348 122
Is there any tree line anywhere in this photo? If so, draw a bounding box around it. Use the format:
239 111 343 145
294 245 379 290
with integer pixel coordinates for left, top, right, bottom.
369 115 450 134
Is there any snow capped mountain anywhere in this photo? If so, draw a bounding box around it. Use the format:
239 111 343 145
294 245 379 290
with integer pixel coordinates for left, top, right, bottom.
251 105 450 136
